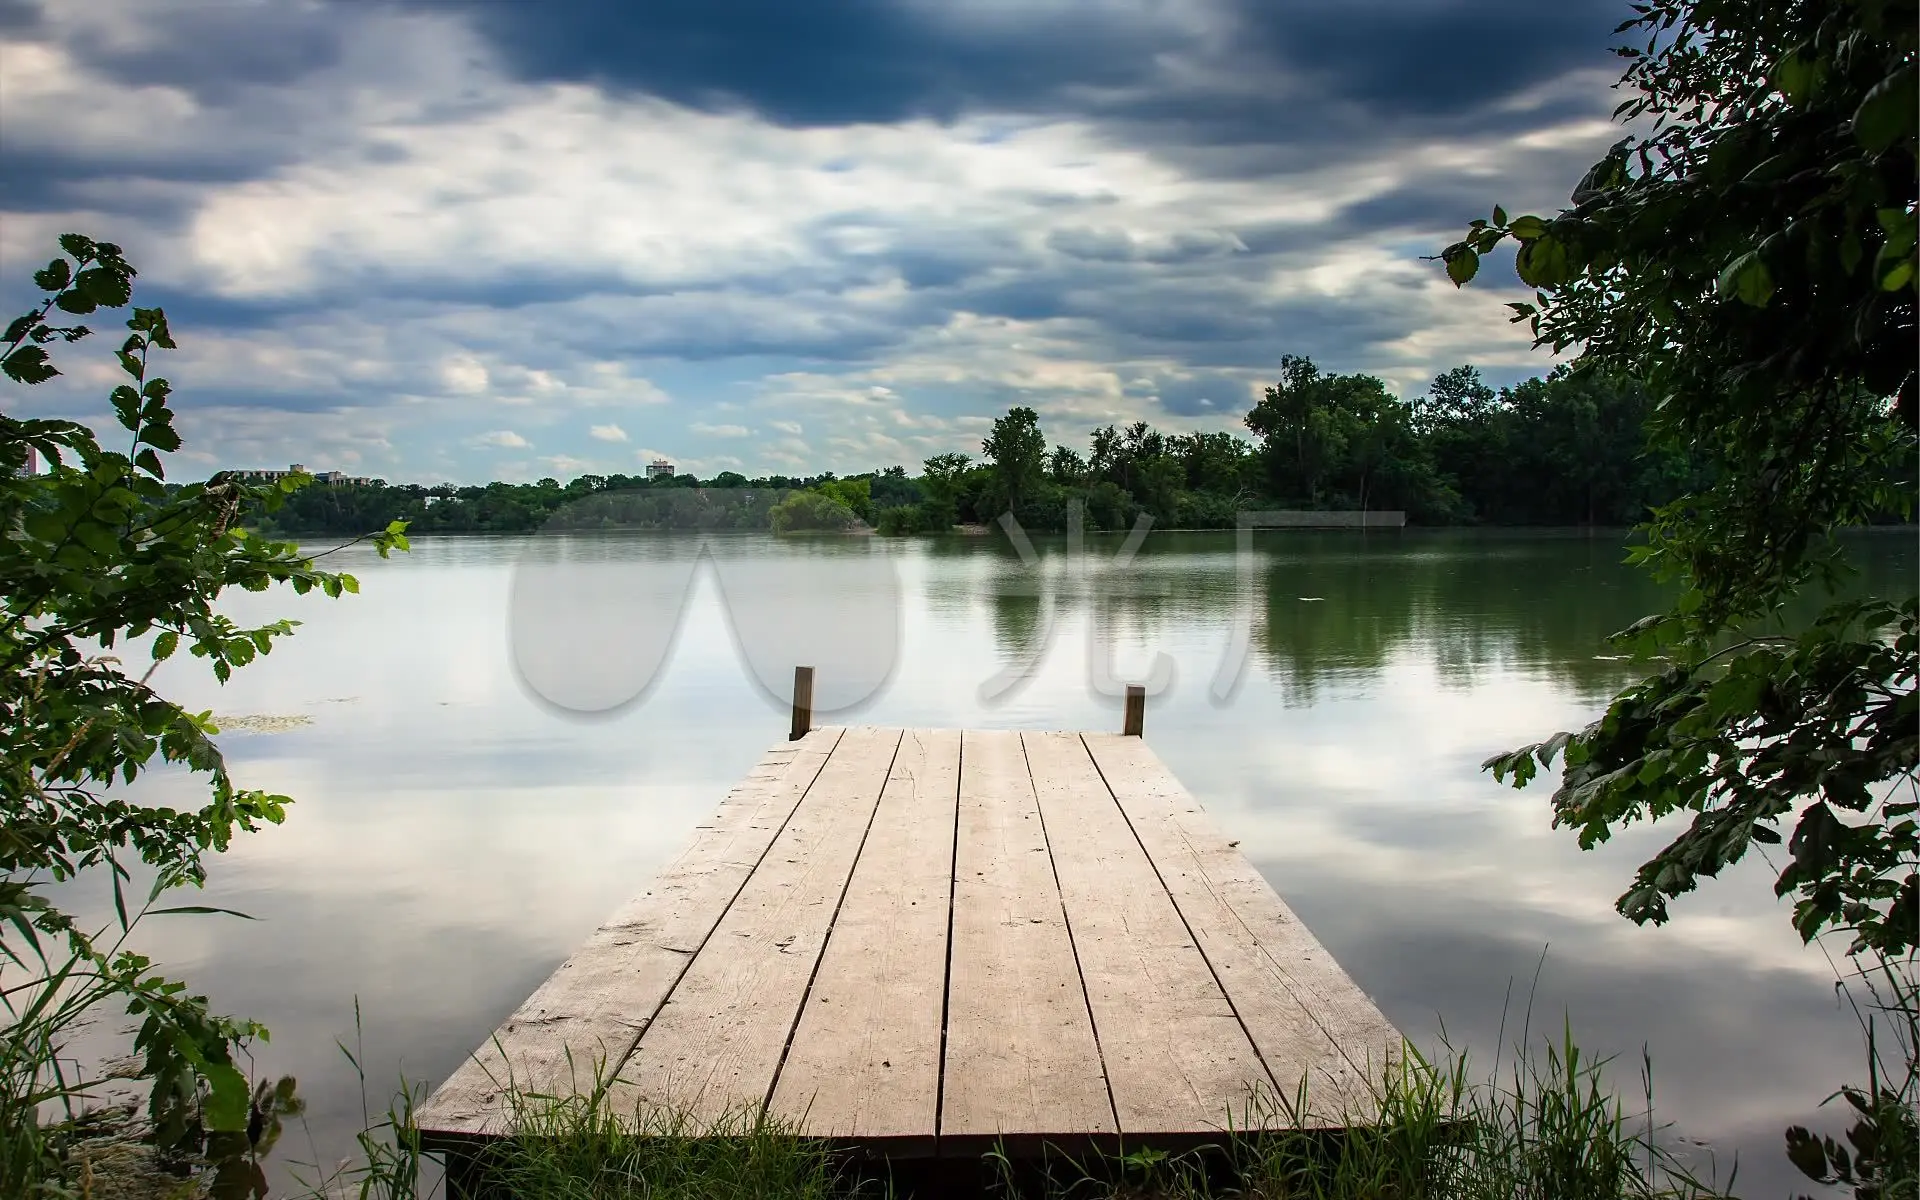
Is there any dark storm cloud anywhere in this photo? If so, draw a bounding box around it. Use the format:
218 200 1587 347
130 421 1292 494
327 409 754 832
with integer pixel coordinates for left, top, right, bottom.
1230 0 1624 118
389 0 1632 152
0 0 40 32
57 1 347 103
386 0 1164 126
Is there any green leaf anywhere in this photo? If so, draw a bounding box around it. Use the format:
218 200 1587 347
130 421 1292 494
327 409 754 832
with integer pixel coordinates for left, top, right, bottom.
1492 204 1507 225
1772 49 1821 104
1515 234 1569 287
76 266 132 308
152 631 180 661
150 905 256 919
1716 251 1774 306
134 448 165 479
1 344 57 384
57 232 95 257
199 1060 253 1132
1445 245 1480 285
1509 215 1547 240
1839 229 1863 275
53 289 98 315
32 258 72 291
1852 64 1917 153
110 384 142 431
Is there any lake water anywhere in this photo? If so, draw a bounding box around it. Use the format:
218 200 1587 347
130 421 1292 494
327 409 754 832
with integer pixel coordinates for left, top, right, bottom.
92 526 1914 1194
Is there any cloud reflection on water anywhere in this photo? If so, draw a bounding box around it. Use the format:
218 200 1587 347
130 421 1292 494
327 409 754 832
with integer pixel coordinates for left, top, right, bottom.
97 528 1915 1195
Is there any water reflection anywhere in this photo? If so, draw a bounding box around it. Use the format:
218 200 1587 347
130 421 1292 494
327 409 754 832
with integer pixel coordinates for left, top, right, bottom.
72 526 1917 1196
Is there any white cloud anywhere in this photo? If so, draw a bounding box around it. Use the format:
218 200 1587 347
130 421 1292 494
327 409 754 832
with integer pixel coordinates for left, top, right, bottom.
588 423 628 442
690 423 751 438
473 430 530 449
440 355 489 394
767 420 803 435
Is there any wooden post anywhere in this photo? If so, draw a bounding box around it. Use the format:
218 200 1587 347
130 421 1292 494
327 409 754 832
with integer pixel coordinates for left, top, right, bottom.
1122 684 1145 737
790 666 814 741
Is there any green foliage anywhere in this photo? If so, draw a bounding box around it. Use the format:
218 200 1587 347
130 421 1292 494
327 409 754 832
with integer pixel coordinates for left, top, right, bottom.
768 489 861 533
1489 598 1916 955
1453 0 1917 954
1417 368 1699 526
1444 0 1917 1186
1442 0 1916 630
811 477 871 522
0 236 404 1195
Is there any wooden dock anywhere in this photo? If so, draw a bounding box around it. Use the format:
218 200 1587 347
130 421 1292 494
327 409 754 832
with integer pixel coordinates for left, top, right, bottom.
416 715 1402 1158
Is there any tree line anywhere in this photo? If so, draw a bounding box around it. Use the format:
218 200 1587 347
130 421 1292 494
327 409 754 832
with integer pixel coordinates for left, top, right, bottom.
250 358 1745 537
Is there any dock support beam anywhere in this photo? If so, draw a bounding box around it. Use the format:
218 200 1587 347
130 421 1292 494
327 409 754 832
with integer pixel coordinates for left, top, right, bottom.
1123 684 1145 737
791 665 814 741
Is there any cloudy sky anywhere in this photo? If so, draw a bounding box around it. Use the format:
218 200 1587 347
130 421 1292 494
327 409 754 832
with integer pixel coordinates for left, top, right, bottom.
1 0 1632 484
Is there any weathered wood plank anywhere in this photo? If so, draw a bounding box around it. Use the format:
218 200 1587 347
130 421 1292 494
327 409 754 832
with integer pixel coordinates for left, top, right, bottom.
768 728 961 1145
416 729 845 1139
1081 733 1401 1125
941 729 1114 1143
607 727 903 1126
1021 731 1272 1135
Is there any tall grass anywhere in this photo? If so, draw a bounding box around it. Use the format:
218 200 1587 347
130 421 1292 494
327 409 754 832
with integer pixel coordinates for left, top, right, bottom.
985 1023 1733 1200
292 1035 865 1200
309 1017 1731 1200
1782 951 1919 1200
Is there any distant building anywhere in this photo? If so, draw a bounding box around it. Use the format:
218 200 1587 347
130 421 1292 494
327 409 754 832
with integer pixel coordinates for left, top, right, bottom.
228 463 384 486
229 463 306 483
14 446 38 477
646 459 676 481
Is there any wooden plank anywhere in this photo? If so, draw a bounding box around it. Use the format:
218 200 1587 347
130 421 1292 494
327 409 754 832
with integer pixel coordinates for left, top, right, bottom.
1021 731 1272 1135
607 726 902 1126
1081 733 1402 1125
768 728 961 1145
941 729 1114 1145
416 728 845 1139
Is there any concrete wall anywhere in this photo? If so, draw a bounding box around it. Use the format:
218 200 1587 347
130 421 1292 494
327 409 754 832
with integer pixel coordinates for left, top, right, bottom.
1253 510 1407 528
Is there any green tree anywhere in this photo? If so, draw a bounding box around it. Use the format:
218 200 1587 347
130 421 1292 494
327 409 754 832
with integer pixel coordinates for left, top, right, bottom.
981 406 1048 518
1169 431 1254 499
919 452 972 529
1444 0 1915 1189
769 489 859 532
1 235 406 1193
813 477 872 522
1047 444 1086 486
1244 356 1355 505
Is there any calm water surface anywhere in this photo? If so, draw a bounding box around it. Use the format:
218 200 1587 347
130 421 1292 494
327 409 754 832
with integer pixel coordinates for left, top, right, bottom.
96 528 1914 1193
